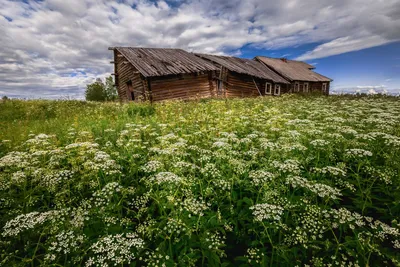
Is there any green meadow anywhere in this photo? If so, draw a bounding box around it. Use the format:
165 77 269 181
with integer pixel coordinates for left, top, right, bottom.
0 95 399 266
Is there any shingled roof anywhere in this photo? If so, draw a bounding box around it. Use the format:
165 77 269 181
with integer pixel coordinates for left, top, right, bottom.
112 47 219 77
195 54 289 84
255 56 332 82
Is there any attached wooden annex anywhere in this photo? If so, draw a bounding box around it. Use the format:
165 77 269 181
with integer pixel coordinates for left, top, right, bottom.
195 54 289 97
109 47 219 102
255 56 332 95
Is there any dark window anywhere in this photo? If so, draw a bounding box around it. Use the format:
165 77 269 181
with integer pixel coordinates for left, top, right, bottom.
127 80 134 101
265 83 272 94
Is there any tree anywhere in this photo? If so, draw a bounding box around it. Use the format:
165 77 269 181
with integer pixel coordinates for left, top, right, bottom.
85 78 106 101
104 76 118 101
85 76 117 102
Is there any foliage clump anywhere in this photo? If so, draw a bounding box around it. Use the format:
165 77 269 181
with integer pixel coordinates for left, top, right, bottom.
85 76 117 101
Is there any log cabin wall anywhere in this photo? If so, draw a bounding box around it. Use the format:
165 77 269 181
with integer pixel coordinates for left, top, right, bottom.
257 80 287 96
325 82 330 95
222 71 289 97
130 73 147 101
278 83 289 95
225 71 261 98
149 72 217 102
260 80 291 96
309 82 330 94
115 50 146 101
288 81 330 94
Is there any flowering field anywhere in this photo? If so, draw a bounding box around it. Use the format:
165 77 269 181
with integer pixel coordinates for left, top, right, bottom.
1 95 400 266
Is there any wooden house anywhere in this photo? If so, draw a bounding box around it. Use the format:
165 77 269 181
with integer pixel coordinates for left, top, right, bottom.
255 56 332 95
109 47 219 102
195 54 289 97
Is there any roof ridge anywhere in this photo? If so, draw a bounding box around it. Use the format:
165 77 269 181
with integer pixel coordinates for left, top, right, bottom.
111 46 185 51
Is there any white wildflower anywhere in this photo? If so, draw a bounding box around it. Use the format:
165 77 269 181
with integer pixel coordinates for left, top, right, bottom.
250 203 284 222
346 149 373 157
248 170 275 186
150 172 182 185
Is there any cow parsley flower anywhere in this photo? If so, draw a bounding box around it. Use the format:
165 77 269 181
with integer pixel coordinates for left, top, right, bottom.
150 172 182 185
286 176 341 200
310 139 330 147
345 149 373 157
86 233 144 266
182 197 209 216
204 232 226 255
212 141 231 149
249 203 284 222
45 231 86 262
2 210 62 237
141 160 163 173
248 170 275 186
245 248 265 264
313 166 346 176
11 171 26 186
272 160 302 175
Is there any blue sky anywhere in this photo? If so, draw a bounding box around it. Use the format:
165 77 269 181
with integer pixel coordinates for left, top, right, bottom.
0 0 399 98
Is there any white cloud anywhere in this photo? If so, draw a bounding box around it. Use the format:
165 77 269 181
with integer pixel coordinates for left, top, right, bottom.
355 85 386 89
0 0 399 98
330 84 400 96
296 36 392 60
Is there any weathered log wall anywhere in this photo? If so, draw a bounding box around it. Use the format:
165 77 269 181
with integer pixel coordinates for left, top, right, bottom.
150 73 217 101
309 82 330 94
287 81 330 94
225 72 260 98
115 50 145 101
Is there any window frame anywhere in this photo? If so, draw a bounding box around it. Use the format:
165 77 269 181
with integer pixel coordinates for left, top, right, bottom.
294 82 300 93
265 82 272 95
304 82 309 93
274 84 281 96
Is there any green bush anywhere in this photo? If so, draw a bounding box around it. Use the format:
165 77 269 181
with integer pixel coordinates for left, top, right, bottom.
85 76 117 102
85 79 106 101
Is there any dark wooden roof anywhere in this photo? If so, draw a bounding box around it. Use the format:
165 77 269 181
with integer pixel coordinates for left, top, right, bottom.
113 47 219 77
296 61 315 69
195 53 289 84
255 56 332 82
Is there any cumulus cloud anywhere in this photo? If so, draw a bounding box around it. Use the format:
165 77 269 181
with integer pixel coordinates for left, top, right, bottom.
0 0 399 98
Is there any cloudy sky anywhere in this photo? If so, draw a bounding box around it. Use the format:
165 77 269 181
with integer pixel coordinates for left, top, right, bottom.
0 0 399 99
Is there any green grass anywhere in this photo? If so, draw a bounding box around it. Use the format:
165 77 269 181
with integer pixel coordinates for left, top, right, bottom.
0 95 400 266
